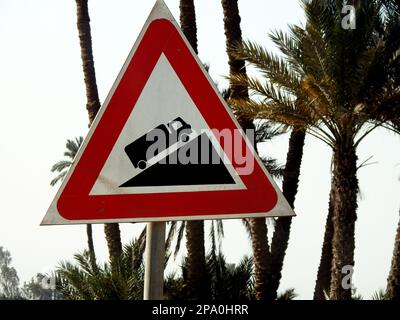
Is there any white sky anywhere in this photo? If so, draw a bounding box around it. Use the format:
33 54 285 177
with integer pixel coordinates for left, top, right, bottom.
0 0 399 299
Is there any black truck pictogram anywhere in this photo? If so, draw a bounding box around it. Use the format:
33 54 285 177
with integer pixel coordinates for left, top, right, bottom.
124 117 192 170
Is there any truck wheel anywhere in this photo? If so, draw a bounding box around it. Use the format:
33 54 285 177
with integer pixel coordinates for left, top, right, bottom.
138 160 147 170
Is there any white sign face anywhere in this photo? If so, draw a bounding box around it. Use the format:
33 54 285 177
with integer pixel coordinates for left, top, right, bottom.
41 0 294 225
90 54 245 196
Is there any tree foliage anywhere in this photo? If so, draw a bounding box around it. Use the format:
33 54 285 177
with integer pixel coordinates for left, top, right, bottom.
0 247 20 299
50 137 83 186
57 239 144 300
21 273 62 300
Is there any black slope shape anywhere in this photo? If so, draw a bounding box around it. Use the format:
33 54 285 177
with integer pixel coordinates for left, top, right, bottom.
119 133 235 187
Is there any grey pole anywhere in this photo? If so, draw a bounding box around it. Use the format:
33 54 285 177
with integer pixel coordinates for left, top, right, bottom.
143 221 166 300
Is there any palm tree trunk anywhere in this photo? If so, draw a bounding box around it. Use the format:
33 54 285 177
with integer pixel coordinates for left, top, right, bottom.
268 127 305 299
313 189 334 300
221 0 269 301
386 212 400 300
179 0 207 300
75 0 101 124
220 0 247 100
179 0 198 55
104 223 122 263
86 224 96 265
249 218 274 300
185 220 208 299
329 142 358 300
75 0 122 262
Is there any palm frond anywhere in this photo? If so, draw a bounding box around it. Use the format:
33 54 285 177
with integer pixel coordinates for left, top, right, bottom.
241 218 252 241
50 171 67 186
165 221 177 262
56 240 144 300
261 157 285 180
231 40 301 92
174 221 186 258
50 160 72 173
255 120 288 143
229 72 297 110
215 220 224 245
64 137 83 159
50 136 84 187
277 288 298 300
269 28 304 75
372 288 387 300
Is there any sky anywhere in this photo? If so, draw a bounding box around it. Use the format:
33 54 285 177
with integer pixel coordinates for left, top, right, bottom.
0 0 399 299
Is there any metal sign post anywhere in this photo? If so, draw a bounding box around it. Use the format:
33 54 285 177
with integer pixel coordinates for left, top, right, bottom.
143 221 166 300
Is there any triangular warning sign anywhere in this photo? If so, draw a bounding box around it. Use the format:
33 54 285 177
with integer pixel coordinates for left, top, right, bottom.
42 0 295 225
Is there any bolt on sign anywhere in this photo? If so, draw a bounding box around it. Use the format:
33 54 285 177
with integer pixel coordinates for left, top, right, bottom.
42 0 295 225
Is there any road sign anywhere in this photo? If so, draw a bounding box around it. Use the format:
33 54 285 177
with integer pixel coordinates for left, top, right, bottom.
41 0 295 226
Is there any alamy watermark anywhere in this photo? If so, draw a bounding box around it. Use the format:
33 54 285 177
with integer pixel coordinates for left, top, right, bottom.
138 128 256 175
341 265 356 290
40 273 56 291
318 1 356 30
341 5 356 30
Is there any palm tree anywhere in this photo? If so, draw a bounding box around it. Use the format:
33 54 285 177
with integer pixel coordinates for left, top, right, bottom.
178 0 208 300
221 0 306 300
74 0 122 263
207 253 255 300
57 239 144 300
268 122 305 299
51 137 96 266
220 0 272 301
230 0 400 299
166 252 256 300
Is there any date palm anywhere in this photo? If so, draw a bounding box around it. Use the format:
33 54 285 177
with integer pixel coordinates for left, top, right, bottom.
51 137 96 266
178 0 208 300
316 1 399 299
221 0 305 300
267 116 305 300
74 0 122 263
57 239 144 300
230 0 400 299
221 0 272 301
